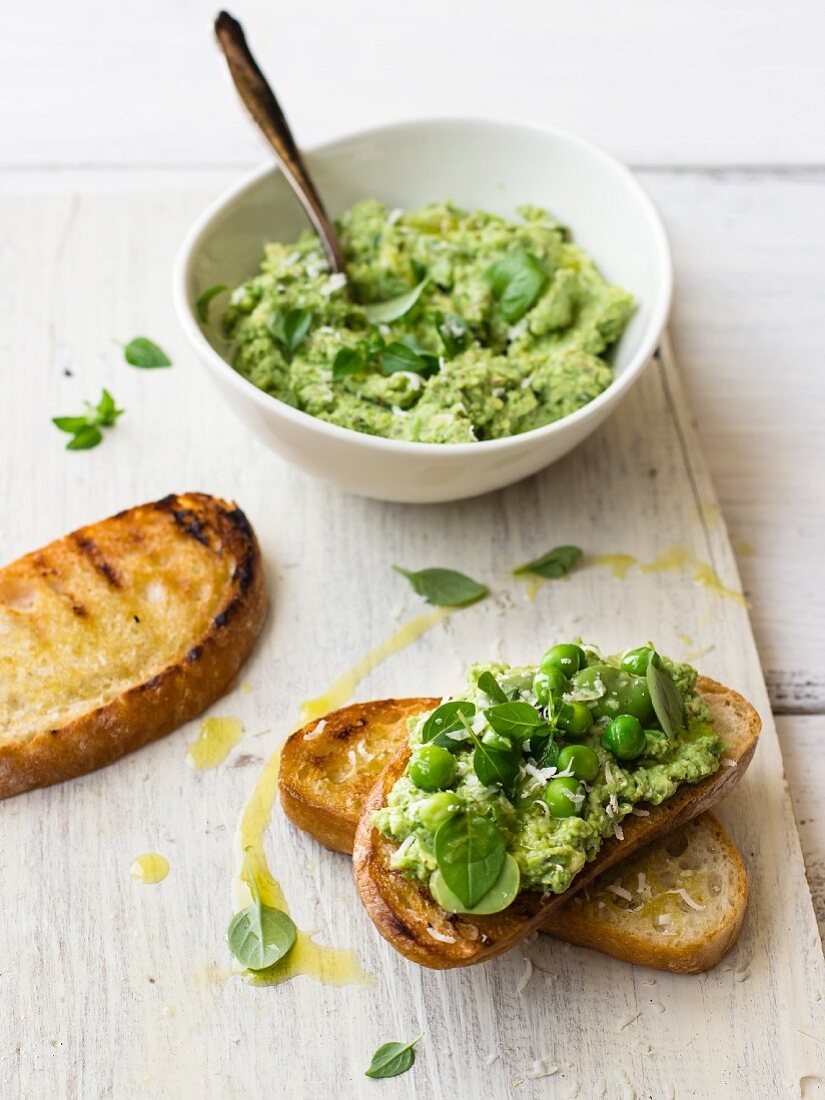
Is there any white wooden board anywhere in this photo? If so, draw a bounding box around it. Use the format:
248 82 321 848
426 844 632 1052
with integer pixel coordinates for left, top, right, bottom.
0 192 823 1099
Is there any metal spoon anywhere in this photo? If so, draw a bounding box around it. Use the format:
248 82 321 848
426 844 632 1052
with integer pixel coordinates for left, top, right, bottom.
214 11 346 274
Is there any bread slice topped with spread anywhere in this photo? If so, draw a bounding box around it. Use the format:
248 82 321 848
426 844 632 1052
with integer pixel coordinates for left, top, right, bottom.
0 493 267 799
347 643 759 969
279 697 750 973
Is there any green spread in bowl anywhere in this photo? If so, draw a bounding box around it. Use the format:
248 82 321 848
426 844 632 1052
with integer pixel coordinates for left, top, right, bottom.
222 201 634 443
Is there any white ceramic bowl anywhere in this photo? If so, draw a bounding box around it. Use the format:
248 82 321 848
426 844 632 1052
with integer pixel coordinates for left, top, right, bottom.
174 117 671 503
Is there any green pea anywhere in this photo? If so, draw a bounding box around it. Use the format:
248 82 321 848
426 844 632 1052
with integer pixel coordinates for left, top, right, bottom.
418 791 461 831
543 775 584 818
572 664 653 724
533 665 569 705
557 700 593 740
620 646 662 676
541 643 586 677
557 744 599 782
409 744 457 791
603 714 646 760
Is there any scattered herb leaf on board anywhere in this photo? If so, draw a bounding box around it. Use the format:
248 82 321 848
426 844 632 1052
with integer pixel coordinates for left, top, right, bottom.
512 545 582 579
123 337 172 369
364 1033 424 1079
52 389 124 451
393 566 488 608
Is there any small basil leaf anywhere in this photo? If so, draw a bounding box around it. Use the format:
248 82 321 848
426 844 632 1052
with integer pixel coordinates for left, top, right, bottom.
434 811 506 909
196 284 229 323
364 1033 423 1080
477 670 508 704
66 424 103 450
332 347 366 381
393 566 488 608
421 700 476 750
226 904 296 971
364 278 428 324
282 308 313 352
536 736 559 770
484 701 544 740
124 337 172 369
95 388 123 427
435 311 469 359
267 308 287 344
485 252 546 322
647 663 687 739
470 733 519 793
52 416 89 434
513 545 583 580
380 341 439 377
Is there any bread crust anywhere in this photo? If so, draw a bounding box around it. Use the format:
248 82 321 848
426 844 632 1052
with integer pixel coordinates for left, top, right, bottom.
352 676 760 969
280 697 440 853
0 493 267 798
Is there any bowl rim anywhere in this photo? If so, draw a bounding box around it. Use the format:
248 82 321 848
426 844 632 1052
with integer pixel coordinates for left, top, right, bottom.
172 113 673 457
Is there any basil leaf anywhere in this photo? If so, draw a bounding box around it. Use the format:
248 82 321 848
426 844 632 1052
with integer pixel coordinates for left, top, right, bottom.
95 388 123 427
434 811 506 908
485 701 544 740
435 311 469 359
364 1033 423 1079
332 347 366 381
421 700 476 750
535 735 559 770
470 732 519 793
485 252 546 322
513 545 583 580
477 670 508 704
227 854 297 971
647 663 687 739
52 416 89 434
393 566 488 608
124 337 172 369
53 388 123 450
66 424 103 450
226 905 296 971
380 341 439 377
269 307 313 356
196 284 229 323
364 278 428 324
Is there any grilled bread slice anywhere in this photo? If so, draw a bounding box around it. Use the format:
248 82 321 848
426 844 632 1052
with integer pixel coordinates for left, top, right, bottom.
279 698 749 972
0 493 267 798
352 678 759 968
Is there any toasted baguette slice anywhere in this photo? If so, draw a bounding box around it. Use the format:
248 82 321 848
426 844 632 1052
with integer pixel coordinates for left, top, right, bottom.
352 677 760 969
279 699 749 972
0 493 267 798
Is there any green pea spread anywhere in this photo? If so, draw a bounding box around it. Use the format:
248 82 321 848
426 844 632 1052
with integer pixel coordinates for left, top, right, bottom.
373 645 723 909
224 201 634 443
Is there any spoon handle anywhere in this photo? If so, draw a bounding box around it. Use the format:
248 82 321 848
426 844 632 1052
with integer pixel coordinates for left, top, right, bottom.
214 11 346 274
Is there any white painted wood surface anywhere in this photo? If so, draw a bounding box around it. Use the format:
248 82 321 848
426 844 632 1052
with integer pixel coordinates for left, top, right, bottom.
0 191 823 1098
3 0 824 169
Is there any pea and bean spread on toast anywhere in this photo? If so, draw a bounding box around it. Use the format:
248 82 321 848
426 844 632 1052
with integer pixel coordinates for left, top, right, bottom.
0 493 267 799
280 697 751 974
346 642 758 968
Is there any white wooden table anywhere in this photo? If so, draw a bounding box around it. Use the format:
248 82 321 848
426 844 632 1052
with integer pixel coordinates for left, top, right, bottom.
2 3 824 1095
